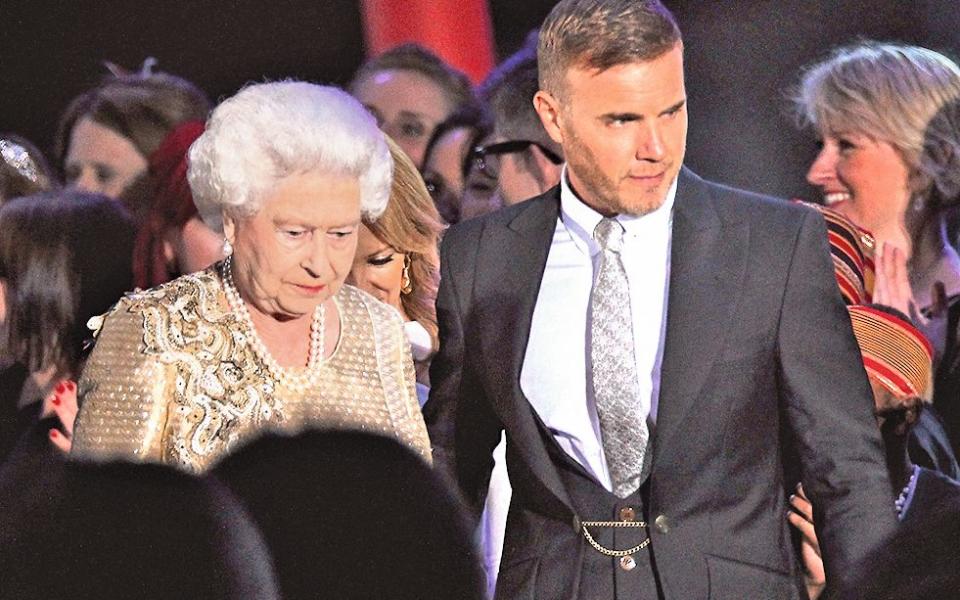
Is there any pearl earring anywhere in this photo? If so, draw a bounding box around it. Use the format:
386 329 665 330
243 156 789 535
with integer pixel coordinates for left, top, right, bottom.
222 238 233 256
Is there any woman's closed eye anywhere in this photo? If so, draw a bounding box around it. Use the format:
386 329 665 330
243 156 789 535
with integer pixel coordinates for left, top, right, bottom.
367 253 396 266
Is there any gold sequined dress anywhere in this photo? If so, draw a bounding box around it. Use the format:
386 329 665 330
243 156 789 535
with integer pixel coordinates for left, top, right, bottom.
71 266 431 473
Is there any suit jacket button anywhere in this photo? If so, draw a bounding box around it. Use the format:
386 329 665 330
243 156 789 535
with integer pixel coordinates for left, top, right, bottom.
619 556 636 571
618 506 636 522
654 514 670 533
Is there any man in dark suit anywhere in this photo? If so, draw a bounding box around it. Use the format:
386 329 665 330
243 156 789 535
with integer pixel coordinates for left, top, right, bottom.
425 1 897 598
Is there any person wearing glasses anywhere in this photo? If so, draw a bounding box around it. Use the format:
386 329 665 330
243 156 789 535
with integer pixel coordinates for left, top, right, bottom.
457 44 566 224
475 41 565 207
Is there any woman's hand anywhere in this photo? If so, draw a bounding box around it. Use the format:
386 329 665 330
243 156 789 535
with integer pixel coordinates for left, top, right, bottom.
787 483 825 600
873 242 949 360
40 380 78 454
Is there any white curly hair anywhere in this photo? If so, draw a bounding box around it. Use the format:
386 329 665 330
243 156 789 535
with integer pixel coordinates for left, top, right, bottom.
188 80 392 232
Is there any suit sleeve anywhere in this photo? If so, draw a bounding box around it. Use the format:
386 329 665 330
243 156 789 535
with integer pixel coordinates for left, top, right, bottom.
777 209 897 583
424 228 504 518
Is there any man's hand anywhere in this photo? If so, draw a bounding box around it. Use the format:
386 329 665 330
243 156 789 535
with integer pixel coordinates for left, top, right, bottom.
787 483 825 600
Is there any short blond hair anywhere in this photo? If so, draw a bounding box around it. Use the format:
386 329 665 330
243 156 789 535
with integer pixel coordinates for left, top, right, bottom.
795 43 960 194
364 137 444 349
537 0 680 98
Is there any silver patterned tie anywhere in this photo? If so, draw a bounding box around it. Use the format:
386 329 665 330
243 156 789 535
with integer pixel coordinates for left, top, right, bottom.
591 217 649 498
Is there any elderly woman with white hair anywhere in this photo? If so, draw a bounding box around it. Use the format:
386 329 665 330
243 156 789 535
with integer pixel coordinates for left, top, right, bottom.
71 81 431 472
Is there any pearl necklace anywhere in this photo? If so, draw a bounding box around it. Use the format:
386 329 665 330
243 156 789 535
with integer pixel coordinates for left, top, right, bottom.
221 255 325 392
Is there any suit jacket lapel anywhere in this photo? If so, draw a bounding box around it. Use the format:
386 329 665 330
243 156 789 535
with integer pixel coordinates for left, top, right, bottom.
654 169 749 466
474 188 576 518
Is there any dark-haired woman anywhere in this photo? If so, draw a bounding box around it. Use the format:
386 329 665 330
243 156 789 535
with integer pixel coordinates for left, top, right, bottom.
56 62 209 228
0 191 135 466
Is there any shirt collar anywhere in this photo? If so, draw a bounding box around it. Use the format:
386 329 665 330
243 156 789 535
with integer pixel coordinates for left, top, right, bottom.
559 165 678 254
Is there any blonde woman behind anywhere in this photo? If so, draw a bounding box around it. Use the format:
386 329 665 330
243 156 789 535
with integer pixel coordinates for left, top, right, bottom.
797 43 960 311
348 138 443 405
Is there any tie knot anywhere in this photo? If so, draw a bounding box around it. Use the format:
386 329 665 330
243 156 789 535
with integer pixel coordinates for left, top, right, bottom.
594 218 625 251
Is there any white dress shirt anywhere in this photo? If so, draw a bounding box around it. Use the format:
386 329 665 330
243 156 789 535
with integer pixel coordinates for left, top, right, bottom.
403 320 433 362
519 170 675 490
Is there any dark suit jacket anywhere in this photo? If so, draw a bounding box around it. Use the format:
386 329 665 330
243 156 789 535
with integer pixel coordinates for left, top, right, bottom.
425 168 897 599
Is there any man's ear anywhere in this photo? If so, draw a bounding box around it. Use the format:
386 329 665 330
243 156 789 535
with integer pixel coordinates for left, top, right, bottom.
534 90 565 146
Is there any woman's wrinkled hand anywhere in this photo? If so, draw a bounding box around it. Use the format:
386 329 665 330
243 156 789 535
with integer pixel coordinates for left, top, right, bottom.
40 380 78 454
874 243 949 361
787 483 825 600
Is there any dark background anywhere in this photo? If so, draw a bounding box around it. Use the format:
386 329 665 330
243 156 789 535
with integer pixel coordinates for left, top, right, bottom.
3 0 958 201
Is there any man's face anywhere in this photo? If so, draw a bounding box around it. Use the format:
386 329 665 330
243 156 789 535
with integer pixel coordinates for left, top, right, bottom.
536 43 687 216
491 141 561 205
497 152 540 204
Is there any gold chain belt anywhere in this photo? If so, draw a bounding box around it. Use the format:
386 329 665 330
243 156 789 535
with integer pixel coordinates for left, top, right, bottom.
580 520 651 557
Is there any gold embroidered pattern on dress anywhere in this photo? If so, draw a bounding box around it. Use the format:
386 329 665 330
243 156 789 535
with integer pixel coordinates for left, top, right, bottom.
72 266 430 473
132 271 279 469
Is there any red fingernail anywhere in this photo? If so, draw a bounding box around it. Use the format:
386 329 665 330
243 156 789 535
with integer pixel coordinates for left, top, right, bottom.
56 382 66 394
52 397 61 406
49 429 58 439
66 381 76 391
